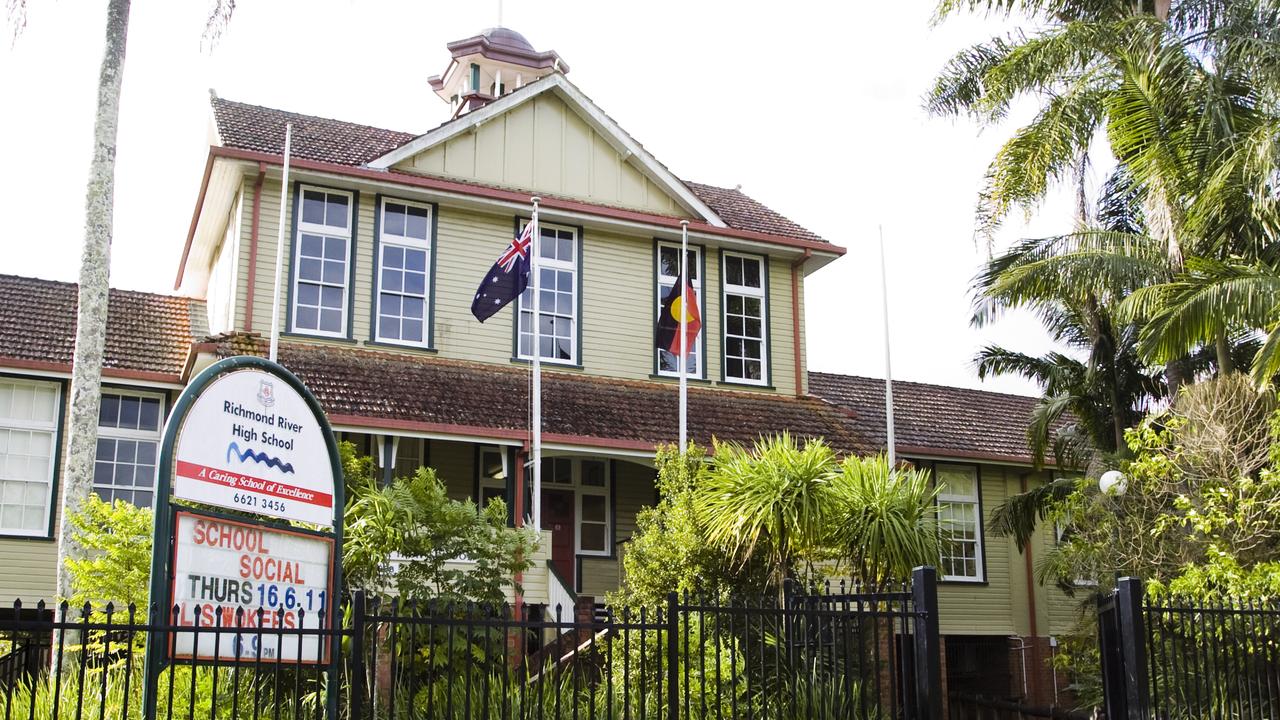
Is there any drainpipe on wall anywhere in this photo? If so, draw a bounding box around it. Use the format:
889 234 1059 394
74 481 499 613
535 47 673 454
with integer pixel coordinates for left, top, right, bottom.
790 249 812 396
243 164 266 332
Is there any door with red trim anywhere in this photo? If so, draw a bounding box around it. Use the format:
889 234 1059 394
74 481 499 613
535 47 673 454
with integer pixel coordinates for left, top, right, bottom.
542 489 575 588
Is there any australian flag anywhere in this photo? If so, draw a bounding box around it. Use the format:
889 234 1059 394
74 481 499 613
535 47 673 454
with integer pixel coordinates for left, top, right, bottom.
471 222 534 322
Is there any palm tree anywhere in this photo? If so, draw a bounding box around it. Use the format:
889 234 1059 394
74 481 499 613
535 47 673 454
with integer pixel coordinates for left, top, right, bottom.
3 0 241 606
826 456 943 587
695 434 836 592
931 1 1280 378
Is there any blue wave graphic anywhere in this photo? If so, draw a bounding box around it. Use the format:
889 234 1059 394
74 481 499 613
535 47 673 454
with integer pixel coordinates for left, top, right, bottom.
226 442 295 474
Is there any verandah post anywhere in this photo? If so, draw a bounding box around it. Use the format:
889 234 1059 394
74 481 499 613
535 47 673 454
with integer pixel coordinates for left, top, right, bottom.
1115 576 1150 720
912 566 943 720
667 592 679 720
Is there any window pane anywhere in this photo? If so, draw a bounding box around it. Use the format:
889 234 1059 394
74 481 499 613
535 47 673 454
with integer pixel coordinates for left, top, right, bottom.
581 494 606 522
99 394 119 428
326 194 349 227
743 258 761 287
139 399 161 431
385 204 406 236
302 191 326 224
580 523 606 552
406 206 429 239
582 461 606 487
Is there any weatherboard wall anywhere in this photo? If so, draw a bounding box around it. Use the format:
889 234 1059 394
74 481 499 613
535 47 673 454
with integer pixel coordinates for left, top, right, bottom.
233 178 801 396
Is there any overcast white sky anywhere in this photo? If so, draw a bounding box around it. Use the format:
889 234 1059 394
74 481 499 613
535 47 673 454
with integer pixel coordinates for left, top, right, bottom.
0 0 1081 395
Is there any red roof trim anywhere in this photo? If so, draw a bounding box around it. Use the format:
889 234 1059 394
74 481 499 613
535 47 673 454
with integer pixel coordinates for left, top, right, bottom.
0 356 182 385
199 146 847 254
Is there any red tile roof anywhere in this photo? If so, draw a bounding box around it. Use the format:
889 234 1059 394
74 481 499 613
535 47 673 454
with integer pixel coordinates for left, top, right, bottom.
212 98 418 167
0 274 197 379
808 371 1045 465
209 96 826 244
202 335 868 453
684 182 825 243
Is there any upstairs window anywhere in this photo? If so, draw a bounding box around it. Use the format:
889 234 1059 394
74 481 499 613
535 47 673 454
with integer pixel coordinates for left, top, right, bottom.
93 391 164 508
517 222 579 364
722 252 768 384
376 199 433 347
292 186 353 337
936 464 984 582
656 243 703 377
0 378 60 536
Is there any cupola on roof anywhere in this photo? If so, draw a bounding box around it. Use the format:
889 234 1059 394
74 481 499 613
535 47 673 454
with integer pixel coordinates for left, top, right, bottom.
428 27 567 117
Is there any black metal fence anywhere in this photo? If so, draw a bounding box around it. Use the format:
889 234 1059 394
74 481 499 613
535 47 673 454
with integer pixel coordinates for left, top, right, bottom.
1098 576 1280 720
0 568 943 720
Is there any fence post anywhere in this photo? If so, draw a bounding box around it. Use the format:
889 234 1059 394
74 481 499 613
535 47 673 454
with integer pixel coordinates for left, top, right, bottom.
912 566 944 720
667 592 680 720
1115 577 1150 720
349 591 367 720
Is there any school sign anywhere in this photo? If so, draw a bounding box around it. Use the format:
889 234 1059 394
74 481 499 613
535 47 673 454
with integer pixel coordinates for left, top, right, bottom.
143 356 345 713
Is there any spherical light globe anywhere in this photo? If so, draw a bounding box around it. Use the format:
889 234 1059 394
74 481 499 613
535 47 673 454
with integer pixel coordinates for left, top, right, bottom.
1099 470 1128 497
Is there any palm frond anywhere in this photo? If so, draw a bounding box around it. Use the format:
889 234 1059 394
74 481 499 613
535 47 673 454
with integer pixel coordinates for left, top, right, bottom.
988 477 1083 550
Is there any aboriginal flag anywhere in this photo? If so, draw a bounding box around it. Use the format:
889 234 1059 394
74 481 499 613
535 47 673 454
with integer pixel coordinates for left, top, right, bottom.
656 273 701 361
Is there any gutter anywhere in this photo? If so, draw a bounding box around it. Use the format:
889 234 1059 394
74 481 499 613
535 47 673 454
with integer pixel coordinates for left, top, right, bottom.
791 249 812 396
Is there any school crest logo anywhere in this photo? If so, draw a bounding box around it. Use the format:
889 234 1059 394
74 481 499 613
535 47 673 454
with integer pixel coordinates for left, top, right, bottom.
256 379 276 408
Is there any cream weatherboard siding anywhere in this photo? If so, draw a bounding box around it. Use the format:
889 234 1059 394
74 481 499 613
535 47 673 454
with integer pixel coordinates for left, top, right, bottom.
233 181 802 396
394 93 692 219
0 540 57 604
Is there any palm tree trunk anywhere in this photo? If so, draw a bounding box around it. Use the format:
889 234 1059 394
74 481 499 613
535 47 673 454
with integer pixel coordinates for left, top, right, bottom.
52 0 132 668
1215 333 1234 375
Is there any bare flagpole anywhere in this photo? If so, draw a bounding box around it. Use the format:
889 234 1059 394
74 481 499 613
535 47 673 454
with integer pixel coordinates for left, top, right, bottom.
531 197 543 533
879 225 896 466
269 123 293 363
679 221 689 454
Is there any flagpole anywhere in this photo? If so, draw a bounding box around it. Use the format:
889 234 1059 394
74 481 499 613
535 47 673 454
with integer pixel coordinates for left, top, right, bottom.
879 225 896 466
530 197 542 533
269 123 292 363
679 221 689 454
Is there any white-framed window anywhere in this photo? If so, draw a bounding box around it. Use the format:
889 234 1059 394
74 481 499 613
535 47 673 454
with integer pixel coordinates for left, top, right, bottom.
93 390 164 508
477 447 508 510
656 242 703 377
936 463 983 582
0 378 60 536
722 252 768 384
517 221 578 364
291 186 353 337
375 198 433 346
539 456 610 556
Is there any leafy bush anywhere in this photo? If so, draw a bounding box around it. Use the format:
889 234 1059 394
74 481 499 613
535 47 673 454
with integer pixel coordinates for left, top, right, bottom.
341 441 538 604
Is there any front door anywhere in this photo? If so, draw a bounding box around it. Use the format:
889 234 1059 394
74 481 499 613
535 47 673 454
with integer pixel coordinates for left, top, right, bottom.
542 489 575 587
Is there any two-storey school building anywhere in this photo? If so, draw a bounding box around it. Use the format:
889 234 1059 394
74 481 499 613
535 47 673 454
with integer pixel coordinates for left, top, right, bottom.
0 28 1081 707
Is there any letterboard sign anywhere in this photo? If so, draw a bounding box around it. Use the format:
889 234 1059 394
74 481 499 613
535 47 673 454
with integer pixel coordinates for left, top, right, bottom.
172 366 335 526
169 512 333 663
